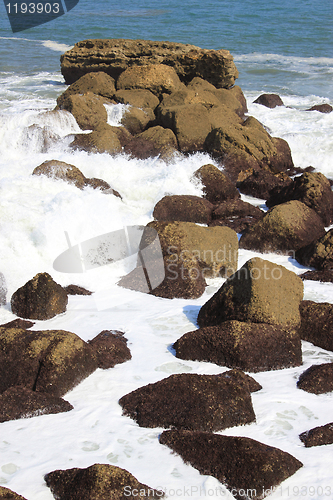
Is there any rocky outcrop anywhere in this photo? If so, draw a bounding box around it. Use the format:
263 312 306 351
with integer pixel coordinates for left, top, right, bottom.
153 195 214 224
0 386 73 423
87 330 131 369
299 300 333 351
60 39 239 88
295 228 333 270
44 464 163 500
159 430 303 500
0 487 28 500
209 199 264 233
253 93 284 108
239 200 326 254
300 422 333 447
174 321 302 372
297 363 333 394
119 371 257 431
197 257 303 329
11 272 68 320
237 169 292 200
192 163 240 204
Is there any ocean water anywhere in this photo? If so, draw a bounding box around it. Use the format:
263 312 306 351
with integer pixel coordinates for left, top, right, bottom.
0 1 333 499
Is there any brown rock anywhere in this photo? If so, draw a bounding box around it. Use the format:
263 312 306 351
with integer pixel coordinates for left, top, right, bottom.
123 125 178 160
300 422 333 447
0 486 28 500
117 63 184 97
64 285 93 295
153 195 214 224
237 169 292 200
56 71 116 109
299 300 333 351
174 321 302 372
306 104 333 113
119 372 256 431
57 92 108 130
209 199 264 233
299 269 333 282
295 228 333 270
88 330 131 369
120 106 155 135
0 318 34 329
197 257 304 329
239 200 326 254
70 123 122 155
0 386 73 423
159 430 303 500
253 93 284 108
193 163 240 204
33 160 87 189
11 272 68 320
44 464 163 500
113 89 160 109
60 39 238 89
297 363 333 394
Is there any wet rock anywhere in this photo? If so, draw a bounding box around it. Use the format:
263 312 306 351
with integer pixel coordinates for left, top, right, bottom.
11 272 68 320
120 106 155 135
240 200 326 254
174 320 302 372
123 125 178 160
266 172 333 226
297 363 333 394
117 63 184 97
119 372 256 431
197 257 303 329
0 327 98 397
56 71 116 108
0 318 34 329
0 486 28 500
237 169 292 200
306 104 333 113
114 89 160 110
192 163 240 204
63 284 93 295
0 386 73 423
88 330 131 369
44 463 163 500
33 160 87 189
70 123 122 155
153 195 214 224
299 300 333 351
253 93 284 108
209 199 264 233
295 228 333 270
60 39 238 89
299 269 333 282
300 422 333 447
57 92 108 130
159 430 303 500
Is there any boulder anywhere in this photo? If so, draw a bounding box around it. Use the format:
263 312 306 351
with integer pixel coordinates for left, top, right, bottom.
197 257 303 329
174 320 302 372
237 169 292 200
63 284 93 295
88 330 131 369
192 163 240 204
117 63 184 97
159 430 303 500
56 71 116 108
0 386 73 423
70 123 122 155
209 199 264 233
239 200 326 254
120 106 155 135
0 318 34 329
123 125 178 160
253 93 284 108
299 269 333 282
266 172 333 226
299 300 333 351
0 487 28 500
60 39 239 89
11 272 68 320
300 422 333 447
306 104 333 113
119 371 256 431
297 363 333 394
56 92 108 130
153 195 214 224
44 464 163 500
33 160 87 189
113 89 160 109
0 327 98 397
295 228 333 270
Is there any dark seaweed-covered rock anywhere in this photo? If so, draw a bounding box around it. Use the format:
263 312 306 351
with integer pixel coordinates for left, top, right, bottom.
0 386 73 423
119 372 256 431
0 486 28 500
153 195 214 224
193 163 240 204
296 228 333 270
159 430 303 500
88 330 131 369
299 300 333 351
64 284 93 295
300 422 333 447
209 199 264 233
253 93 284 108
0 318 34 329
197 257 303 329
297 363 333 394
174 321 302 372
237 169 292 200
11 272 68 320
44 463 163 500
299 269 333 282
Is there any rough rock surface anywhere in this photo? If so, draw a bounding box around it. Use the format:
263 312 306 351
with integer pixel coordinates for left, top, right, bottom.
56 92 108 130
159 430 303 500
0 386 73 423
266 172 333 226
197 257 303 329
253 93 284 108
70 123 123 155
299 300 333 351
193 163 240 204
119 372 256 431
174 321 302 372
56 71 116 108
297 363 333 394
153 195 214 224
120 106 155 135
299 269 333 282
11 272 68 320
64 284 93 295
44 463 163 500
60 39 239 88
117 63 184 97
0 318 34 329
209 199 264 233
300 422 333 447
123 125 178 159
295 228 333 270
0 327 98 397
114 89 160 109
88 330 131 369
0 487 28 500
237 169 292 200
239 200 326 254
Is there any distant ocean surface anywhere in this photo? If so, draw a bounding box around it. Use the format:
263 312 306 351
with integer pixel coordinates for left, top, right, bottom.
0 2 333 500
